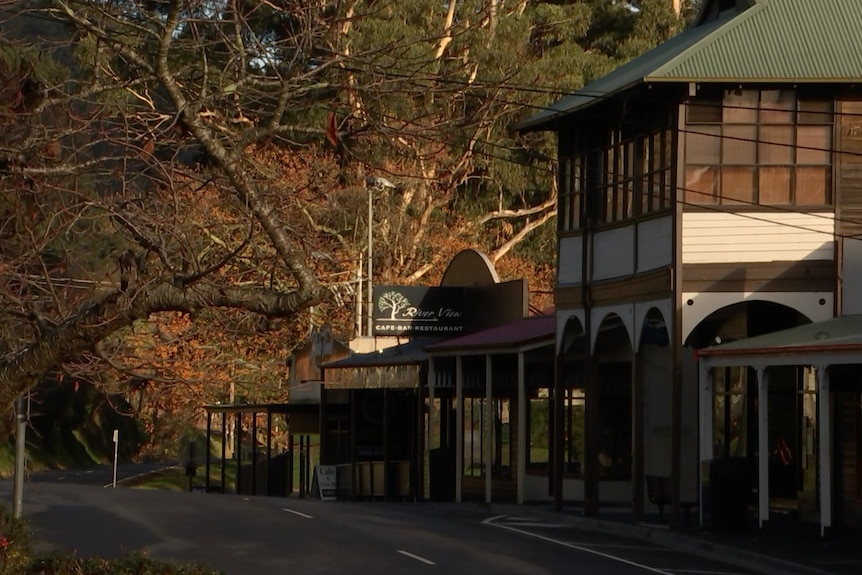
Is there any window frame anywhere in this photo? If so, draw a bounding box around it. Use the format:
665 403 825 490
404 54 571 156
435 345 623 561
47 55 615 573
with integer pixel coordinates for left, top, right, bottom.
684 89 833 207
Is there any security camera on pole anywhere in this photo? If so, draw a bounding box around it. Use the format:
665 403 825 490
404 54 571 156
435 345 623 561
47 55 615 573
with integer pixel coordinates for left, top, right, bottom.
364 176 397 337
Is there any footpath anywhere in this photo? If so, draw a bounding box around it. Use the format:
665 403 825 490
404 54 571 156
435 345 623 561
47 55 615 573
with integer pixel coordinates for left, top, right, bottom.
502 504 862 575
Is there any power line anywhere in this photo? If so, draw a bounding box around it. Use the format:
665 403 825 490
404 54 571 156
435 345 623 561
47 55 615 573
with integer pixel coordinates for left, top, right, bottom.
340 63 862 121
10 5 862 238
369 116 862 242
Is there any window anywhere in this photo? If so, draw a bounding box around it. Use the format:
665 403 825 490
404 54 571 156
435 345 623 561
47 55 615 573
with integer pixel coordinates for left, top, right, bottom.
597 130 671 225
644 130 672 211
525 368 631 480
713 366 749 457
527 388 550 469
685 89 833 206
526 384 584 475
597 364 632 480
559 156 584 231
558 123 672 233
600 136 638 225
462 396 513 479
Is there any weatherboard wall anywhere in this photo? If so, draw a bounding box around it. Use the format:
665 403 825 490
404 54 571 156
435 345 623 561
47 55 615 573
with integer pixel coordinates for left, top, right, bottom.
681 212 835 264
557 215 673 287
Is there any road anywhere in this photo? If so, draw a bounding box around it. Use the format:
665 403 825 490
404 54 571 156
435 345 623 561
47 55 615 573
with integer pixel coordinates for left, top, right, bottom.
23 462 180 487
0 480 759 574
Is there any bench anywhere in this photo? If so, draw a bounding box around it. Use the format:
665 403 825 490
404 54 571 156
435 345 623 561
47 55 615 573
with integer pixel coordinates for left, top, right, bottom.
646 475 697 526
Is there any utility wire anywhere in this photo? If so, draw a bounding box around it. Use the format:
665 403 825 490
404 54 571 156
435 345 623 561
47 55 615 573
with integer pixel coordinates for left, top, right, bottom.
10 5 862 238
384 117 862 243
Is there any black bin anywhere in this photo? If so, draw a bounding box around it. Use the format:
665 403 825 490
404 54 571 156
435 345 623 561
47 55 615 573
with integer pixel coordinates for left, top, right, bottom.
709 456 751 531
429 447 456 501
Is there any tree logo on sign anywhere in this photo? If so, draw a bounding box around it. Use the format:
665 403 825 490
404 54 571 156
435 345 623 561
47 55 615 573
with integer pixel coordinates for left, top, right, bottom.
378 291 412 319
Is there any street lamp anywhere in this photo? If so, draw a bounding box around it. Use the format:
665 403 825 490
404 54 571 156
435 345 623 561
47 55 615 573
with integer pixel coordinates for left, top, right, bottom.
365 176 396 337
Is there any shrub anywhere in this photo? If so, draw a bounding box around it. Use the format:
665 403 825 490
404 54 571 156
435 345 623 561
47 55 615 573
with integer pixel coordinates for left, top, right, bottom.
23 553 222 575
0 505 31 575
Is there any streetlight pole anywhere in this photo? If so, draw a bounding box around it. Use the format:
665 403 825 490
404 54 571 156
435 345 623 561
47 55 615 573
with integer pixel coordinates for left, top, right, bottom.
367 186 373 337
364 176 395 338
13 395 26 518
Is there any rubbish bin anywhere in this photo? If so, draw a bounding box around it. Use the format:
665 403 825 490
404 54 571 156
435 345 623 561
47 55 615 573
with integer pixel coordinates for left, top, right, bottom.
709 457 751 531
429 447 455 501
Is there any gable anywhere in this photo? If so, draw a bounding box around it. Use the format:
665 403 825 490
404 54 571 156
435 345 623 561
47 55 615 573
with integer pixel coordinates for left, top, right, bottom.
515 0 862 133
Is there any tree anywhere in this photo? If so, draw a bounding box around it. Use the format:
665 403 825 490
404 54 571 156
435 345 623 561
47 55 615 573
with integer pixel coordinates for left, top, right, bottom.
0 0 349 411
0 0 682 431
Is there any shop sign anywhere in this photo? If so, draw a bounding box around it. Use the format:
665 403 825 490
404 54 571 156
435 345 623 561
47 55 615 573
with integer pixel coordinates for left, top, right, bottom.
372 286 468 336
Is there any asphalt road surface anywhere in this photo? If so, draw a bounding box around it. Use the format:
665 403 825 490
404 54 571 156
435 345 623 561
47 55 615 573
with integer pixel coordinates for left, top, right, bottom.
0 480 759 574
23 462 180 487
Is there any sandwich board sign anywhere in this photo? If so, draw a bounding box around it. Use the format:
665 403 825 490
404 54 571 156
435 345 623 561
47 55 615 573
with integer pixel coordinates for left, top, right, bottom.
311 465 337 500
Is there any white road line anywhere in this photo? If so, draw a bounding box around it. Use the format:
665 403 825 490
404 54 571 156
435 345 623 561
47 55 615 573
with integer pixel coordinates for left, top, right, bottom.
282 508 313 519
567 543 663 551
397 550 436 565
482 516 675 575
493 521 569 528
669 571 747 575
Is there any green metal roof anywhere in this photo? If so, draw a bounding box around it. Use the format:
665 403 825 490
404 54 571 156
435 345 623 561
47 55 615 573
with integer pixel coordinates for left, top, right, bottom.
515 0 862 132
698 315 862 359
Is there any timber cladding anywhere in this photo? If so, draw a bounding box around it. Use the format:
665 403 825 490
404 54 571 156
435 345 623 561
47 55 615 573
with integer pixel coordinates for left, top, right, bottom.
555 267 672 309
838 100 862 237
682 261 835 293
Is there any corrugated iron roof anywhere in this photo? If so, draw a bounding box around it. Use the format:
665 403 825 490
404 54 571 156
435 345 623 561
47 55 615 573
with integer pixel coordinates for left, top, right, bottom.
698 315 862 358
654 0 862 82
425 314 555 354
320 338 443 369
515 0 862 132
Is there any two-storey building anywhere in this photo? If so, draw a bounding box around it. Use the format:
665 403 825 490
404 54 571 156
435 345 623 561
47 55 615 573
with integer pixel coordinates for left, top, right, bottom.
514 0 862 529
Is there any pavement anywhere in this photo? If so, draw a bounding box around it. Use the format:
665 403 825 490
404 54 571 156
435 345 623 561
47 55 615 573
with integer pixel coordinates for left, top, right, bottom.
496 503 862 575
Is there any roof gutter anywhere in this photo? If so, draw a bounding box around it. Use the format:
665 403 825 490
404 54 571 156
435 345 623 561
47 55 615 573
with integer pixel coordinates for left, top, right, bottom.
697 343 862 358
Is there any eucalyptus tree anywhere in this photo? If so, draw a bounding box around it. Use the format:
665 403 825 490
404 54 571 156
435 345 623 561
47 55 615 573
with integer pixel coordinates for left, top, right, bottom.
0 0 357 410
0 0 682 416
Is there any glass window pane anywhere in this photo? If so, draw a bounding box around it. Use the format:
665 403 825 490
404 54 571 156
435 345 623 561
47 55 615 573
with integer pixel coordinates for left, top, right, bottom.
597 373 631 480
724 90 757 124
648 133 659 171
624 184 634 219
603 187 613 223
730 367 746 393
613 186 623 221
659 169 671 208
559 195 570 231
571 194 581 230
645 170 663 213
759 125 794 164
723 125 757 164
798 100 833 124
573 157 582 192
560 160 571 230
565 389 585 475
721 167 756 204
605 148 614 184
760 90 794 124
615 144 624 179
529 393 550 467
760 167 792 204
729 392 747 456
796 167 829 204
686 126 721 164
797 126 831 164
625 140 635 178
659 130 676 208
493 399 511 476
662 129 673 169
687 98 721 123
685 166 717 204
